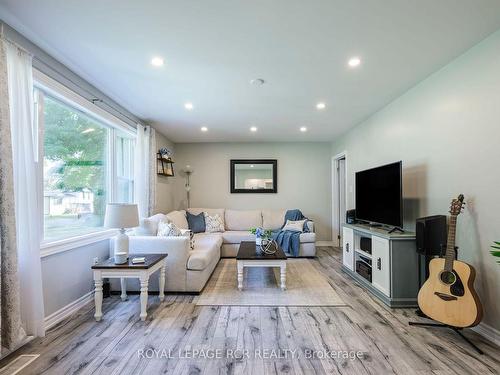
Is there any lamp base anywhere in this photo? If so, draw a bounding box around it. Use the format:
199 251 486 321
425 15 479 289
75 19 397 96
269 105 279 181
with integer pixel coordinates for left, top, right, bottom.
114 229 129 260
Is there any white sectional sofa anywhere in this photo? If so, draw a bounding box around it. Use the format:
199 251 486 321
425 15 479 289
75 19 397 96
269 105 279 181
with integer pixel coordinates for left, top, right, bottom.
127 208 316 292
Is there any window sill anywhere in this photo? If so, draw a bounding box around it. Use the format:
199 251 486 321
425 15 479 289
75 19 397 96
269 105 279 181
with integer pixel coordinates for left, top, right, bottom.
40 229 118 258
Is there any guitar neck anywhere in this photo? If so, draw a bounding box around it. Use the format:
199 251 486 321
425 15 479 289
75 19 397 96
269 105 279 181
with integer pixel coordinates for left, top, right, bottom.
444 215 457 271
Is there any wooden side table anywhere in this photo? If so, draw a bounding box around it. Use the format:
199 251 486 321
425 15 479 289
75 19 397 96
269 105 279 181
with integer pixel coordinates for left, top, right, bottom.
91 253 167 321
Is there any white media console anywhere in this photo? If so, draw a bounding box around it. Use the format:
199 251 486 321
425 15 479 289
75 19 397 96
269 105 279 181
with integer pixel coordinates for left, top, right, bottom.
342 223 419 307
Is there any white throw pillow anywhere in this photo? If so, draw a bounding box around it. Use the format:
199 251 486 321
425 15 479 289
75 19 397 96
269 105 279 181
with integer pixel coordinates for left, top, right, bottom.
157 220 182 237
282 219 306 232
204 213 225 233
166 210 189 229
135 218 156 236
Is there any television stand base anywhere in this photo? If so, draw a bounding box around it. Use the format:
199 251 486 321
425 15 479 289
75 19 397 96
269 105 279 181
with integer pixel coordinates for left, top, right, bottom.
388 227 404 234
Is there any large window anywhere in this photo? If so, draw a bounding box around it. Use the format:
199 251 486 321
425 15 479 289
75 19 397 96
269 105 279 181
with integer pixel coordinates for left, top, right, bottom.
37 84 136 242
115 132 135 203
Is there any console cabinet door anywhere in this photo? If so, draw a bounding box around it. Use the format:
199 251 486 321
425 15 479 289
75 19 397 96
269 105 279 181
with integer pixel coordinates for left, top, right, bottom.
342 227 354 271
372 236 390 297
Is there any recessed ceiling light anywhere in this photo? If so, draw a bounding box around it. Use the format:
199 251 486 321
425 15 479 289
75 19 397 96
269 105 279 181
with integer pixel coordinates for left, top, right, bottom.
316 102 326 110
250 78 265 86
151 57 164 67
201 126 208 132
348 57 361 67
250 126 258 132
184 102 194 110
300 126 308 132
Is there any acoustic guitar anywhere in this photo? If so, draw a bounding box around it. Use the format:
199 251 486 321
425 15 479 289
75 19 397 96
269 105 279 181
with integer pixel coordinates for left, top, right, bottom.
417 194 483 328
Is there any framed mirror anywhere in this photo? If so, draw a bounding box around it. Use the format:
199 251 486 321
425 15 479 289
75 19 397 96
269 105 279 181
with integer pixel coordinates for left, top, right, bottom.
230 159 277 193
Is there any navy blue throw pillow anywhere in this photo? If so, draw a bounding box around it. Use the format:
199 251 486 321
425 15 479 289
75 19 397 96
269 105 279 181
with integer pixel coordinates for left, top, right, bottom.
186 211 206 233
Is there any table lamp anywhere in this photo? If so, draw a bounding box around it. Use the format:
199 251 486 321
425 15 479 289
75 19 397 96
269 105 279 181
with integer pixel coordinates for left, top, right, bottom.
104 203 139 261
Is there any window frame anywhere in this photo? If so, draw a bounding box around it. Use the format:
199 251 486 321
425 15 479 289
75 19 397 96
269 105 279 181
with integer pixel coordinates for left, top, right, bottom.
34 70 137 256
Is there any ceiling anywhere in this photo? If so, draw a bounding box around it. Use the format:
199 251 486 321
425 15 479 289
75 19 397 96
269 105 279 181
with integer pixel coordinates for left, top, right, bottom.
1 1 500 143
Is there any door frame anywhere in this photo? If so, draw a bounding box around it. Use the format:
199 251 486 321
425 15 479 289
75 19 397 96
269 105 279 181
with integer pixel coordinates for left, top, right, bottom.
332 151 348 247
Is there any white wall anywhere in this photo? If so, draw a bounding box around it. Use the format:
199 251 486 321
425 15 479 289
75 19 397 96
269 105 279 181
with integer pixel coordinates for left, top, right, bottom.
332 30 500 330
41 240 109 317
172 142 332 240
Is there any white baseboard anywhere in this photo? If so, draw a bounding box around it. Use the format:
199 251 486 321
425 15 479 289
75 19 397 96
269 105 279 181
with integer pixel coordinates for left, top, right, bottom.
316 241 335 247
44 291 94 330
472 322 500 347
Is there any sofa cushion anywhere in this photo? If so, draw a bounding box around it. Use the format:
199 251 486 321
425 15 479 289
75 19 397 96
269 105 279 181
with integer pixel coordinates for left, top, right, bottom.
225 209 262 231
299 232 316 243
189 208 225 227
193 233 223 249
166 210 189 229
187 233 222 271
222 230 256 244
186 211 206 233
262 209 286 230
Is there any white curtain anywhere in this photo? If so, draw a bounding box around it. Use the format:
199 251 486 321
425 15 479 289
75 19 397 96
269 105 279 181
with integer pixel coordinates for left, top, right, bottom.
134 125 156 218
148 127 156 216
5 40 45 338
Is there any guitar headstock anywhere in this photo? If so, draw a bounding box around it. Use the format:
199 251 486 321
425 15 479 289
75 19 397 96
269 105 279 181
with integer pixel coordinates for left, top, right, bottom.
449 194 465 216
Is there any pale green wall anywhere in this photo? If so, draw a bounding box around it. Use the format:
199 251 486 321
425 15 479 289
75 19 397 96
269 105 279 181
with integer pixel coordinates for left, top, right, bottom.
332 30 500 330
172 142 332 240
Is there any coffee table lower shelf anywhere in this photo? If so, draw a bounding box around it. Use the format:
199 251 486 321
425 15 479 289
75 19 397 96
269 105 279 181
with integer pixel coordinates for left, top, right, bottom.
236 259 287 291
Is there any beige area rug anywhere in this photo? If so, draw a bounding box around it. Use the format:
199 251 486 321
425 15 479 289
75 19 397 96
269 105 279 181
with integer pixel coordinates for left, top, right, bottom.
194 258 347 306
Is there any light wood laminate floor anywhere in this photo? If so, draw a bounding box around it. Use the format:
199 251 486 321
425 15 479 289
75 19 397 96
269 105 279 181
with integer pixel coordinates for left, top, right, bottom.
1 247 499 375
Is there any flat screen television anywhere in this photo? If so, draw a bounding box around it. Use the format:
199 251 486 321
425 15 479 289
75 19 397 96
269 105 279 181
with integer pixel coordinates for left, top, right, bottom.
355 161 402 227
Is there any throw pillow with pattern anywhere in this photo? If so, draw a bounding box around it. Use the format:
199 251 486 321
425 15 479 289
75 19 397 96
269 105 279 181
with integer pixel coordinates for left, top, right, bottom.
204 213 225 233
157 220 182 237
182 229 195 250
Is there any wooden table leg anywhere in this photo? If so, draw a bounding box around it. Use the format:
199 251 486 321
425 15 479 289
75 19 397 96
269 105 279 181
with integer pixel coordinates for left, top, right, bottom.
280 262 287 291
94 271 103 321
159 263 166 302
237 261 244 291
139 273 149 321
120 277 127 301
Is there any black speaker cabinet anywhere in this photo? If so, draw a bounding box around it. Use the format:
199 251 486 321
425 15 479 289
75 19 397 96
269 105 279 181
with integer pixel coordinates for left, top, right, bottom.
346 209 356 224
416 215 447 256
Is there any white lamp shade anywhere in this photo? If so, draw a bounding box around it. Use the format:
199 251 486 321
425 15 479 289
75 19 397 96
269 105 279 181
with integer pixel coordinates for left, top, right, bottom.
104 203 140 229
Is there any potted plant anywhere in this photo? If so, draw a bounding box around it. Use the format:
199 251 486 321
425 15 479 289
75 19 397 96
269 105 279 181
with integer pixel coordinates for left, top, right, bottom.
491 241 500 264
250 227 272 245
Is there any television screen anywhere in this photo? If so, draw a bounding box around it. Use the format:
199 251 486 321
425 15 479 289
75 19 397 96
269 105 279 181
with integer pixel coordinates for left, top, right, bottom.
355 161 402 227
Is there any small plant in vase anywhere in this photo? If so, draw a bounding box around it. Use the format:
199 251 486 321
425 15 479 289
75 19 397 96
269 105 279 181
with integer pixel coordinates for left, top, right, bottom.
491 241 500 264
250 227 272 245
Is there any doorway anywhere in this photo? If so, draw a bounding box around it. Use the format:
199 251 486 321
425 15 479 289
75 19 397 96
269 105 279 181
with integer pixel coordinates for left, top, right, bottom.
332 152 347 248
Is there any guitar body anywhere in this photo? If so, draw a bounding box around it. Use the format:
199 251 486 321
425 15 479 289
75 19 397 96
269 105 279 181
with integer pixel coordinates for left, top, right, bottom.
418 258 483 328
